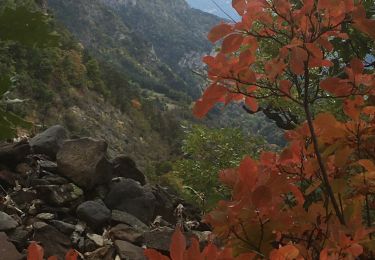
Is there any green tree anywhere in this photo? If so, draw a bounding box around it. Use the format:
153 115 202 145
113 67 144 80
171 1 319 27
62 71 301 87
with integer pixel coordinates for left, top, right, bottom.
171 125 265 209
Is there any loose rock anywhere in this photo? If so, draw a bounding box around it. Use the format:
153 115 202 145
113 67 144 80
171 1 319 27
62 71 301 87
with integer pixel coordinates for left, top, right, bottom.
105 179 156 224
57 138 112 190
112 155 146 185
30 125 67 159
76 200 111 229
114 240 146 260
0 211 18 231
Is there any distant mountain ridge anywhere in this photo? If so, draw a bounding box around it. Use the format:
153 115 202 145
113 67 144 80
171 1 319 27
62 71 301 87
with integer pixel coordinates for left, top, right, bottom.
47 0 223 99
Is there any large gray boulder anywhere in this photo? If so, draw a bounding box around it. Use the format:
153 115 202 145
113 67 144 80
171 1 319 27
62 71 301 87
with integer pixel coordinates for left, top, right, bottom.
105 179 156 224
57 138 112 190
30 125 67 159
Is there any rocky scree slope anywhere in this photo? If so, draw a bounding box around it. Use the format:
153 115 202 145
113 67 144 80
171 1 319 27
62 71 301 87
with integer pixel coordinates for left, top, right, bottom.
0 125 208 259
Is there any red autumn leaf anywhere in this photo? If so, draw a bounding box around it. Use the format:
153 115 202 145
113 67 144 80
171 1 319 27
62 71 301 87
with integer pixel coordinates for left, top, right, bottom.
343 96 364 121
350 58 364 74
222 34 243 53
170 228 186 260
144 249 170 260
232 0 247 15
279 80 292 96
239 156 258 190
320 77 352 96
270 245 300 260
183 238 203 260
345 244 363 257
290 47 308 75
252 185 272 208
208 23 233 43
47 257 58 260
245 97 258 112
27 242 44 260
65 249 79 260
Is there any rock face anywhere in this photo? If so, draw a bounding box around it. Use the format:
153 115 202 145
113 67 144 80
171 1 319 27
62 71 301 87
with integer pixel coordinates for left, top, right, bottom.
112 155 146 185
105 179 156 224
30 125 67 159
57 138 112 190
76 200 111 229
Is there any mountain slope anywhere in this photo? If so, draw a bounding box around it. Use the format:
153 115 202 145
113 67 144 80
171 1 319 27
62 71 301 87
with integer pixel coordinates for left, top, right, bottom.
47 0 222 99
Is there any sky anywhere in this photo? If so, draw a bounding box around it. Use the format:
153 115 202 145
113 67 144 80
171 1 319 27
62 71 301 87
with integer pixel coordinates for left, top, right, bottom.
186 0 240 20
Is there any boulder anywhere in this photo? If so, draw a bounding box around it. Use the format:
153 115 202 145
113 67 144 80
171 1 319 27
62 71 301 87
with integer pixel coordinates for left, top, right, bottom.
57 138 112 190
50 220 76 235
35 183 83 206
7 227 31 250
76 200 111 229
105 179 156 224
0 232 22 260
30 125 67 159
0 212 18 231
112 155 146 185
114 240 146 260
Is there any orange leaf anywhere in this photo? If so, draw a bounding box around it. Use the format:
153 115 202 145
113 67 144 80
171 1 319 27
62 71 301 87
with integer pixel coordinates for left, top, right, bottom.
279 80 292 96
222 34 243 53
208 23 233 43
183 239 203 260
343 96 364 121
252 185 272 208
27 242 44 260
144 249 170 260
232 0 247 15
245 97 258 112
270 245 300 260
170 228 186 260
350 58 364 74
65 249 79 260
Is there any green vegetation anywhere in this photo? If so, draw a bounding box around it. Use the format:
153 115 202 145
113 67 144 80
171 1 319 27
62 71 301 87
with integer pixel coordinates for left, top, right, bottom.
166 125 265 209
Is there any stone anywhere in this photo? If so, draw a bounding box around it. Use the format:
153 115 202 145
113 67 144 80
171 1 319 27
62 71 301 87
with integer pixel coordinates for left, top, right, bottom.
112 155 146 185
0 211 18 231
105 179 156 224
57 138 112 190
0 140 30 167
109 224 143 244
85 246 115 260
152 185 178 223
10 190 38 210
38 159 58 173
30 125 67 159
50 220 76 235
0 232 22 260
0 169 17 188
7 227 31 250
35 183 83 206
87 233 105 247
36 213 55 220
76 200 111 229
33 223 71 259
111 210 148 231
143 227 175 252
114 240 146 260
